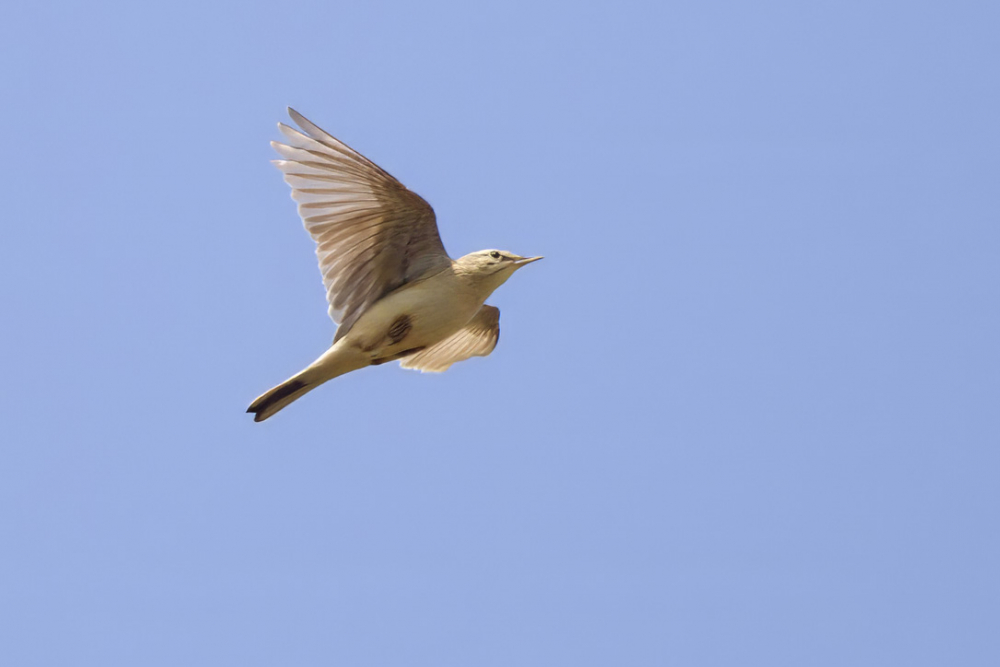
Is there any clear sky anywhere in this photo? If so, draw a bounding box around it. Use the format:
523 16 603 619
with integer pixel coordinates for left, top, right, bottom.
2 1 998 665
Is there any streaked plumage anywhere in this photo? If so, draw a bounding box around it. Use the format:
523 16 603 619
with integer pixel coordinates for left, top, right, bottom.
247 109 541 422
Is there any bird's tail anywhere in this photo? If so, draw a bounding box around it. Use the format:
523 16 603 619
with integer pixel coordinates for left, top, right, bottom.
247 344 367 422
246 371 322 422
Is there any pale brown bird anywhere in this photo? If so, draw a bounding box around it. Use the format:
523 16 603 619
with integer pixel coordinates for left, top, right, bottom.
247 109 542 422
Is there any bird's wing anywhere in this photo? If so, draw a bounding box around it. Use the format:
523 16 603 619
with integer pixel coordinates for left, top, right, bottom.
272 108 452 341
401 305 501 373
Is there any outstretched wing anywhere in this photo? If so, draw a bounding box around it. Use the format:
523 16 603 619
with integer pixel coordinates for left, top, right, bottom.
272 108 452 341
401 305 501 373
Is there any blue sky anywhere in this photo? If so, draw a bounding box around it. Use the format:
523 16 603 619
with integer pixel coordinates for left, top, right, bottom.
2 1 998 664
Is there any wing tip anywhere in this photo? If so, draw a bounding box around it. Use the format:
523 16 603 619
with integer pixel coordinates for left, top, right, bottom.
287 107 310 128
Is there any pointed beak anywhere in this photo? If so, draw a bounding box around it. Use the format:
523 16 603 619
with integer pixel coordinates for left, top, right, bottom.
514 256 544 266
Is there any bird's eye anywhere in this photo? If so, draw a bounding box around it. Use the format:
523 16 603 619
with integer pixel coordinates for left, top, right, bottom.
489 251 501 259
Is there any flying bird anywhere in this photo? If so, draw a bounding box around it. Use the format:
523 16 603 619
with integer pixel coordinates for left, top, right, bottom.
247 109 542 422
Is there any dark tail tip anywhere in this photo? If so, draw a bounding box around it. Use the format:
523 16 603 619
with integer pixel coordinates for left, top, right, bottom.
247 379 307 423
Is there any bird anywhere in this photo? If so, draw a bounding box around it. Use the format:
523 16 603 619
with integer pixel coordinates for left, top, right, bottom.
247 108 542 422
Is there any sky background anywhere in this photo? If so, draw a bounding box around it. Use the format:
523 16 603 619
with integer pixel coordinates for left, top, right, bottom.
2 1 998 664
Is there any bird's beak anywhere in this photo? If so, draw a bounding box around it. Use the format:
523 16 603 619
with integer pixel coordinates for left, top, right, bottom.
514 256 544 266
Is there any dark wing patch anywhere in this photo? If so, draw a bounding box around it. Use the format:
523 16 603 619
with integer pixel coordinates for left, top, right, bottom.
388 314 412 344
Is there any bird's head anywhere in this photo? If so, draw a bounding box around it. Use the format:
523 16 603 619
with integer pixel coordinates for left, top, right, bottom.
455 249 543 293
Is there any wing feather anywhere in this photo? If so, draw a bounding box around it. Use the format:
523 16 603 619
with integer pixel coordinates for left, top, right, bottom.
271 109 451 340
401 306 501 373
